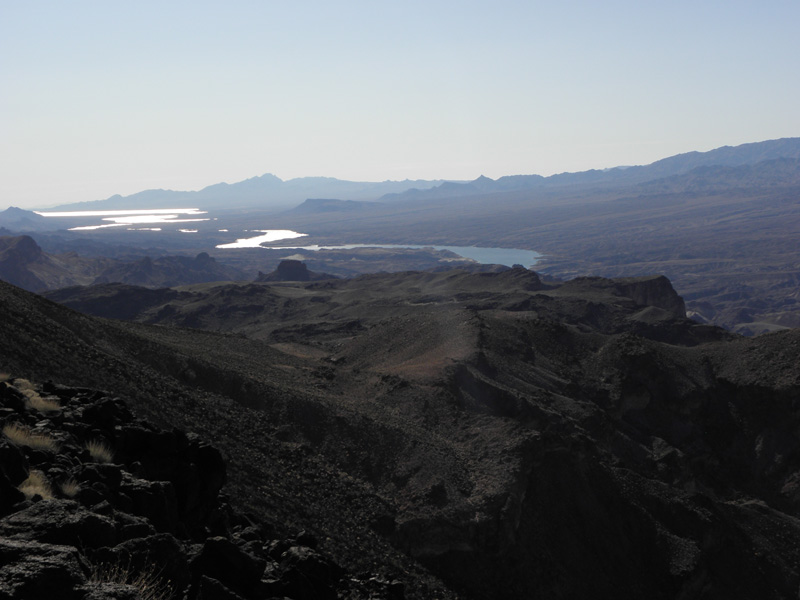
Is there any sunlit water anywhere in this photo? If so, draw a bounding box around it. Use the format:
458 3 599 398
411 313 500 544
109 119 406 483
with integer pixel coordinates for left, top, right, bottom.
36 208 209 230
274 243 541 268
216 230 309 248
35 209 540 267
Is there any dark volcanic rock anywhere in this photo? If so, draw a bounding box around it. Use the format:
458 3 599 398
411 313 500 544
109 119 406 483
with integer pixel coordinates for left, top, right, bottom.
0 469 25 514
191 536 266 597
0 538 88 600
0 376 357 600
0 500 117 549
275 545 341 600
118 475 179 534
0 436 29 488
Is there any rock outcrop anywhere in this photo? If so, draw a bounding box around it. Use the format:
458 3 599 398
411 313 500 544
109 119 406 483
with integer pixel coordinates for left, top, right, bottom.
256 259 337 282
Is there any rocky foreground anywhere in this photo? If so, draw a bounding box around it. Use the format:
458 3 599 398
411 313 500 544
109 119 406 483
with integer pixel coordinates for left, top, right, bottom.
0 377 400 600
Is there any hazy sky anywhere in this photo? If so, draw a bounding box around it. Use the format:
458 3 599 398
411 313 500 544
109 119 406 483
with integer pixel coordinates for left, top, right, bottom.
2 1 799 209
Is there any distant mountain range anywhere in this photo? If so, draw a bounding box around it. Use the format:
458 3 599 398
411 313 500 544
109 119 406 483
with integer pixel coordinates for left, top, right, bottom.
23 136 800 213
379 137 800 202
45 175 450 212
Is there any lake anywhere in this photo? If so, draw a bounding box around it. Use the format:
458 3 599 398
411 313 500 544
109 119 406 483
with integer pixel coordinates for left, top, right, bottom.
35 209 541 267
216 230 308 248
218 233 541 268
275 243 541 268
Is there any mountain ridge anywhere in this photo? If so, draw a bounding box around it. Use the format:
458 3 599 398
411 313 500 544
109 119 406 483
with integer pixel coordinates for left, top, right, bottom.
25 137 800 213
44 175 450 212
378 137 800 202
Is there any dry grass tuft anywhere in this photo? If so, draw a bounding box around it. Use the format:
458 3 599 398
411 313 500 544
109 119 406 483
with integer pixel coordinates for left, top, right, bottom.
60 477 81 498
2 423 59 452
19 470 54 500
26 394 61 413
88 560 173 600
86 439 114 463
13 378 35 391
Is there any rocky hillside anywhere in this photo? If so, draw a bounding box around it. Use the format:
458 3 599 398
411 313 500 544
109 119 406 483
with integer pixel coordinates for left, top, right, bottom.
0 235 116 292
0 235 245 292
91 252 245 288
0 377 395 599
0 208 51 233
6 269 800 598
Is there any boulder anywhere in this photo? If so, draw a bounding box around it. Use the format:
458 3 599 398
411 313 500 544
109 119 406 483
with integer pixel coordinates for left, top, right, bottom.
0 537 88 600
119 474 179 534
0 499 117 549
276 545 341 600
190 536 266 597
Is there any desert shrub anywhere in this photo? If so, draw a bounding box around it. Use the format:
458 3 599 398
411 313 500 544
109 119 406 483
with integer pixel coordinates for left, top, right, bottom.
60 477 81 498
88 560 172 600
2 423 59 451
26 393 61 413
19 470 54 500
86 439 114 463
14 382 62 412
13 378 35 391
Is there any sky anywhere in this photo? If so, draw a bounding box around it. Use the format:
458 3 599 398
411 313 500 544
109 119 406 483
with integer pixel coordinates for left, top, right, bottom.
2 1 800 209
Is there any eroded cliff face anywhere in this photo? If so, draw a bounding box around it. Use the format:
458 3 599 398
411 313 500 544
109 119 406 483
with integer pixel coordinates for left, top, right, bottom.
4 269 800 599
382 315 800 598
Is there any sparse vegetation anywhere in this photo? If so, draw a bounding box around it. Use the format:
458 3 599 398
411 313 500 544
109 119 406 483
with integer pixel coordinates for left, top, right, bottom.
2 422 59 452
26 393 61 412
13 378 35 391
88 560 173 600
86 439 114 463
19 469 53 500
60 477 81 498
12 379 61 412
